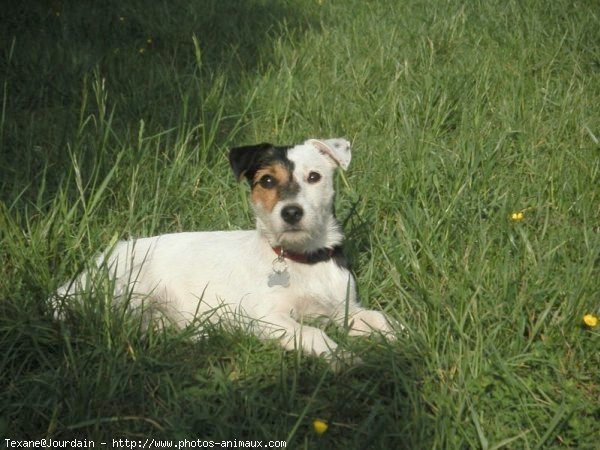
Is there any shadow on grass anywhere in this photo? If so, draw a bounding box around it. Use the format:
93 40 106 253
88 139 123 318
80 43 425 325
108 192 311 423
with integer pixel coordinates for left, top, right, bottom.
0 0 317 202
0 311 428 447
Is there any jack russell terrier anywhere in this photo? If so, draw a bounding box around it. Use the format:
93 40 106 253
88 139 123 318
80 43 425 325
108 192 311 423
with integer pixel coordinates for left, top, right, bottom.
55 138 396 364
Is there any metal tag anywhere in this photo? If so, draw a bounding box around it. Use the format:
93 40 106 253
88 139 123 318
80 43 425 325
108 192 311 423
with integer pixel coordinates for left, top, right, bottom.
268 254 290 288
268 269 290 288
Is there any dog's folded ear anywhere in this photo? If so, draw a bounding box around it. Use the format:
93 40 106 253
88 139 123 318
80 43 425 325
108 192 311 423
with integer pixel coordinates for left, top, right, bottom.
229 143 273 182
305 138 352 170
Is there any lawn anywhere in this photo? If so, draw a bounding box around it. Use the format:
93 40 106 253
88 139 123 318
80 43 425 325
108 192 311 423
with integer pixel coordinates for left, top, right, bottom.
1 0 599 448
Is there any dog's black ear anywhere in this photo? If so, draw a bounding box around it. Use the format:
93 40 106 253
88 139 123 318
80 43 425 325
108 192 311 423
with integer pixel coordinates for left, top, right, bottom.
229 143 273 182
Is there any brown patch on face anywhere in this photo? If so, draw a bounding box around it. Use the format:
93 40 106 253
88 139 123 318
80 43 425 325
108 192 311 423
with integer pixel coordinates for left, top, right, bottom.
251 163 293 212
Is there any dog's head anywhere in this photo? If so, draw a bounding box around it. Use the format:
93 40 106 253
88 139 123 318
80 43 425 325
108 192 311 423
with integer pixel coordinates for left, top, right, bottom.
229 138 352 252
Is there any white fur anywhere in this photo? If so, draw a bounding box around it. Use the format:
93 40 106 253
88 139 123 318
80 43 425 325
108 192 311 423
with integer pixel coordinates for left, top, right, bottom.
54 139 395 361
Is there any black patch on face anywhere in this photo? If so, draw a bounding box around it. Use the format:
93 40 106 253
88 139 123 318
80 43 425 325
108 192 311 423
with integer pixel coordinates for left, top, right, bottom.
229 143 294 184
278 175 300 199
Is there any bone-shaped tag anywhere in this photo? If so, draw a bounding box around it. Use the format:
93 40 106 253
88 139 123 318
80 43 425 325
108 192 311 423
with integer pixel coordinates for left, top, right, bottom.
268 270 290 288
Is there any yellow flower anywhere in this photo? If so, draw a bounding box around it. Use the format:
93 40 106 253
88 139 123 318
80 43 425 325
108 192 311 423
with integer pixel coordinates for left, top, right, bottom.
139 48 145 54
511 211 524 221
583 314 598 327
312 419 328 435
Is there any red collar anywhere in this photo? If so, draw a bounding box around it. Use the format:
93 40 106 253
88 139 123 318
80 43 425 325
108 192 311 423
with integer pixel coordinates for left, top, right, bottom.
272 246 336 265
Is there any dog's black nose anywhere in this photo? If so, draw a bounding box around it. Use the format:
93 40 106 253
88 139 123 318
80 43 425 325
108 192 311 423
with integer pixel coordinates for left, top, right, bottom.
281 204 303 225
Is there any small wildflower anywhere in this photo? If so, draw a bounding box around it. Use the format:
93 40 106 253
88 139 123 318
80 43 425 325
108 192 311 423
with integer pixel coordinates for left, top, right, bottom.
119 16 125 22
510 211 524 221
139 48 145 54
583 314 598 328
147 38 153 44
312 419 328 435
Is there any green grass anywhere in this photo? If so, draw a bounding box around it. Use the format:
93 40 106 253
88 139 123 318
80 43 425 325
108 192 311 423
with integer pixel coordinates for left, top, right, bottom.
1 0 599 448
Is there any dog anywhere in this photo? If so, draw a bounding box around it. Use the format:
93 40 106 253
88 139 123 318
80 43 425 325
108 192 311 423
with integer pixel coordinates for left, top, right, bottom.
55 138 395 363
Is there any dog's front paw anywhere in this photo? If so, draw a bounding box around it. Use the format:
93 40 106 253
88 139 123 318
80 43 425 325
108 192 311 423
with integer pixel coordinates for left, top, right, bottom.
347 309 397 339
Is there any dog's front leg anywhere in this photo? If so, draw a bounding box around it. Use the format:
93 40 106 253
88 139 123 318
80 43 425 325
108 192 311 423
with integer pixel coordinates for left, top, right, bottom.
345 308 396 339
253 313 339 357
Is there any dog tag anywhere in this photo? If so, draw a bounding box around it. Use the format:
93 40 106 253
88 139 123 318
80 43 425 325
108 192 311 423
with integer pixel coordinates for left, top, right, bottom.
268 269 290 288
269 254 290 288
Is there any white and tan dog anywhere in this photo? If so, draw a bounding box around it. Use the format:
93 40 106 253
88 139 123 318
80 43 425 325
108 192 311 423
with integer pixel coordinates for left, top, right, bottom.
55 138 395 361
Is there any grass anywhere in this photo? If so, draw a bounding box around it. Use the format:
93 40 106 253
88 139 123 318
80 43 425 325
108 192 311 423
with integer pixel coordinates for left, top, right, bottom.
1 0 599 448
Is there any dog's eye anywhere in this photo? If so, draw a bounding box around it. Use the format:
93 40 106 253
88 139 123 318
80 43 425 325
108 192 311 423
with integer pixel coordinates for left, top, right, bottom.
258 175 276 189
307 172 322 184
